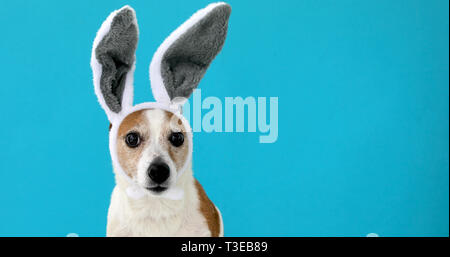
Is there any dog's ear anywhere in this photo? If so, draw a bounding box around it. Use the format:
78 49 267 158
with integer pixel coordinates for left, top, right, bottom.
149 2 231 105
91 6 138 122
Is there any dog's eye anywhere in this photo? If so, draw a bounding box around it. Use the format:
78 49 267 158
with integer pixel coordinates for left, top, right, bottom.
168 132 184 147
125 132 141 148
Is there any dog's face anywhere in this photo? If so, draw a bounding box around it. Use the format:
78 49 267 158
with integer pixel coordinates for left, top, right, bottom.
115 109 190 194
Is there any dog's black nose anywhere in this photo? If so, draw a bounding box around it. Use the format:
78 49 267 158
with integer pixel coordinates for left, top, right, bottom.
147 161 170 184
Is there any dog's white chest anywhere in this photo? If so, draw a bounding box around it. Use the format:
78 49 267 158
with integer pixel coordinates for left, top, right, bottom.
106 185 211 237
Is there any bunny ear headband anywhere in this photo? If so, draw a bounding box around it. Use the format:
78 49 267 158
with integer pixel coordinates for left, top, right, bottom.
90 2 231 199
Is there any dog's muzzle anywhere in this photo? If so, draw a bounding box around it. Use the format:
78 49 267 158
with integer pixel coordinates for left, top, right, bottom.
147 159 170 191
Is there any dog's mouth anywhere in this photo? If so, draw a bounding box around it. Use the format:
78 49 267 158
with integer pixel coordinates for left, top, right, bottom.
146 186 168 193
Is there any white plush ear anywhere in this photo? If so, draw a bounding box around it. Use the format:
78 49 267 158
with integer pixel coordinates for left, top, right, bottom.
91 6 139 122
149 2 231 105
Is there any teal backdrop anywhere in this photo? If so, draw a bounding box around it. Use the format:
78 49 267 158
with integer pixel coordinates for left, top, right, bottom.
0 0 448 236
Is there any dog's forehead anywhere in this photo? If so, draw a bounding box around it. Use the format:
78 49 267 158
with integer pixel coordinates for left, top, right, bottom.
117 108 176 136
118 109 147 136
144 109 171 133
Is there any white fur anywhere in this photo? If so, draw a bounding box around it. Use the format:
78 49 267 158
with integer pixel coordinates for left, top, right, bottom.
216 206 224 237
135 110 177 189
149 2 228 105
107 168 216 236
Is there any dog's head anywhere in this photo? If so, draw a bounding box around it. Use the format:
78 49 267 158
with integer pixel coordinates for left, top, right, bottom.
90 3 230 198
115 109 190 194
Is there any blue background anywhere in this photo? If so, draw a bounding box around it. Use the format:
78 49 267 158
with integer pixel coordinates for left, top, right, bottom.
0 0 448 237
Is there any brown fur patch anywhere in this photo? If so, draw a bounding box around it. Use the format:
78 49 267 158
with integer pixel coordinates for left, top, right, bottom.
160 112 189 171
194 179 220 237
116 110 149 177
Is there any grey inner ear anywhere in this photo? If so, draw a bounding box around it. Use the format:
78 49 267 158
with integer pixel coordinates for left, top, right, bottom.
161 4 231 100
96 8 138 113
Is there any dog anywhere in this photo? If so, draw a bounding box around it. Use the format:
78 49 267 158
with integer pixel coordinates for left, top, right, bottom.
107 109 223 236
90 3 231 236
